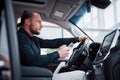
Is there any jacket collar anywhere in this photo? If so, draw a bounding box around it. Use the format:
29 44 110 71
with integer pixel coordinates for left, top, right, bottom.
19 28 33 40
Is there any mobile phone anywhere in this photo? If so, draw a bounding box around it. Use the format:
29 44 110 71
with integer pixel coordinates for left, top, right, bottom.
68 42 74 48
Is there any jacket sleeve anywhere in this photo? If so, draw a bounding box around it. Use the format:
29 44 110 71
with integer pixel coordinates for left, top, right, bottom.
36 37 79 48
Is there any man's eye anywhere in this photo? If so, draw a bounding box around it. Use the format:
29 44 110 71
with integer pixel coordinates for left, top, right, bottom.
38 21 41 23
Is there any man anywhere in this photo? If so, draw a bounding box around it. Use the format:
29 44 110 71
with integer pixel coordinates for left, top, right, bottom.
17 10 87 80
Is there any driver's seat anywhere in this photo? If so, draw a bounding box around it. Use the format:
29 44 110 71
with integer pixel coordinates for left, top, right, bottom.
21 66 53 80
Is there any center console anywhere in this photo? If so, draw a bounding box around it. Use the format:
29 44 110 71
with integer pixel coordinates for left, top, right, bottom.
90 29 119 80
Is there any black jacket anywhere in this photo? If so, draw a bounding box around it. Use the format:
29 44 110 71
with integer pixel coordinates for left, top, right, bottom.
17 28 79 67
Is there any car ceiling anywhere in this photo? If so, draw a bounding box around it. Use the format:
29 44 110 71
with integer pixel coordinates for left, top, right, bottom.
12 0 86 23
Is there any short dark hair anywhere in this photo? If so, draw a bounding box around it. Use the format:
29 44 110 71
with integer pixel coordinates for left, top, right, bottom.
17 10 34 27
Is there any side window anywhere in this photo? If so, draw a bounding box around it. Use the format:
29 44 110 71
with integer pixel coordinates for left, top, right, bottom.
37 21 73 39
0 11 9 58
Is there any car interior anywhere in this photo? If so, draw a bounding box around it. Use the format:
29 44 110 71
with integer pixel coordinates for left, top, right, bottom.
0 0 120 80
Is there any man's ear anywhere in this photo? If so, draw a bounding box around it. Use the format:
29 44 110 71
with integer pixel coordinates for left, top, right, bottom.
25 19 30 25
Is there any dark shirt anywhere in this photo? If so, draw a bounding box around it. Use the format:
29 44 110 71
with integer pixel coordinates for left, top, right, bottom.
17 28 79 67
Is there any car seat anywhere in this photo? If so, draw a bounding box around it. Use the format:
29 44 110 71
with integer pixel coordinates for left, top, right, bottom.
21 66 53 80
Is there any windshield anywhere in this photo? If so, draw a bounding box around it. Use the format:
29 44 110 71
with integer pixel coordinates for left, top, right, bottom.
70 0 120 43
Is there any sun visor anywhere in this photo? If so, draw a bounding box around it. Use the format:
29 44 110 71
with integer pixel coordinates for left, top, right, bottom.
91 0 111 9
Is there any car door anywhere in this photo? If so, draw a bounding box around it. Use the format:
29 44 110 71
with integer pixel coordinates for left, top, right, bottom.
0 0 21 80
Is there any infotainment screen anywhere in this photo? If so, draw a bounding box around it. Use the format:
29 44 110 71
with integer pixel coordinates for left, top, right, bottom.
94 29 119 64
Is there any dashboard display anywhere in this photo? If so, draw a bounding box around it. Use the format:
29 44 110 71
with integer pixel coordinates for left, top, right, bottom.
94 29 119 64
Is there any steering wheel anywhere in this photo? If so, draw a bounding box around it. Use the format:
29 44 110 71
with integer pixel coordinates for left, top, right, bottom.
66 41 88 67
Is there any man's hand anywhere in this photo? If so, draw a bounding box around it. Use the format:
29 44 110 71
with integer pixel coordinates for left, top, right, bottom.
57 45 70 59
78 36 88 42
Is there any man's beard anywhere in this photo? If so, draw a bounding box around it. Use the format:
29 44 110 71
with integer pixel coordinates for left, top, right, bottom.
29 24 40 35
